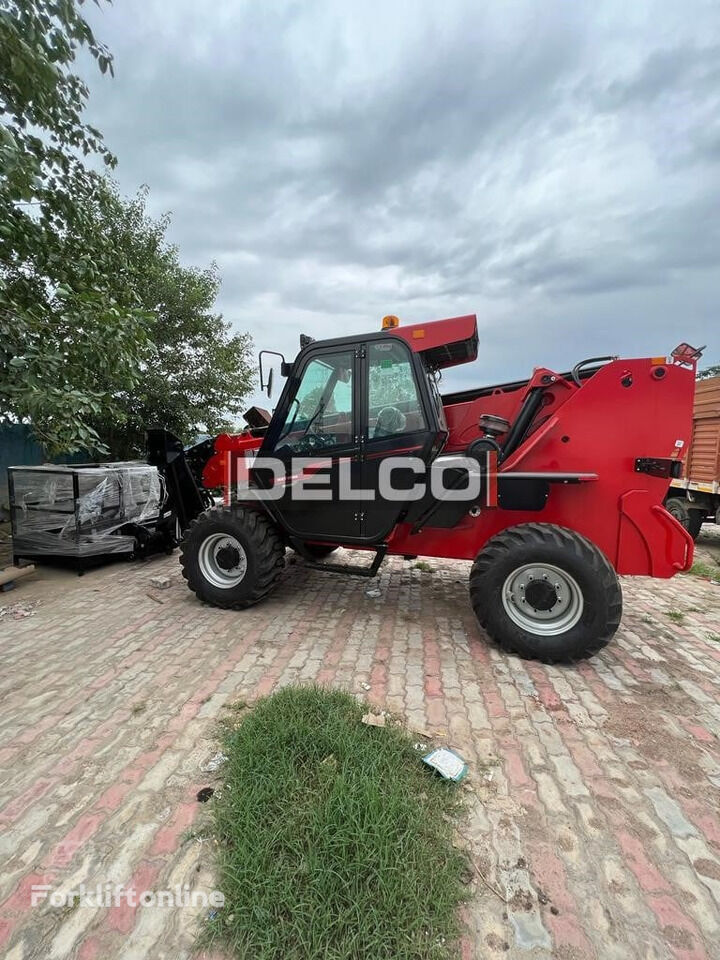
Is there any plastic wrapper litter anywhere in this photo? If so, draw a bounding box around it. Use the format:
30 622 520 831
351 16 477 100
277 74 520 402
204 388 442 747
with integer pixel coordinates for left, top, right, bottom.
8 463 165 558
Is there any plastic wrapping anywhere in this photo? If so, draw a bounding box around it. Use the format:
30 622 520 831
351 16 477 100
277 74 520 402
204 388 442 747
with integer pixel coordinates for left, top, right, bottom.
8 463 166 558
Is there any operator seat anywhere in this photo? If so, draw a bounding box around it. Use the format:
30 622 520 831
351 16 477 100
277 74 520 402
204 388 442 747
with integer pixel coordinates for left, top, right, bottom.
373 406 407 438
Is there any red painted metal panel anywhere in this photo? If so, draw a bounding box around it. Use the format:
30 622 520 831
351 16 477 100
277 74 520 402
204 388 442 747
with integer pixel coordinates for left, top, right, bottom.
388 356 696 577
202 433 262 490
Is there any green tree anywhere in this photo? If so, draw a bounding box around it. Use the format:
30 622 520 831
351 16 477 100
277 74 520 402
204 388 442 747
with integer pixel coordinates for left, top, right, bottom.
84 182 255 458
698 365 720 380
0 0 152 454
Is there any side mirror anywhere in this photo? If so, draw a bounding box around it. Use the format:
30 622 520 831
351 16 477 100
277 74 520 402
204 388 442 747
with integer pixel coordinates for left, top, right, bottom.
258 350 286 396
267 366 274 399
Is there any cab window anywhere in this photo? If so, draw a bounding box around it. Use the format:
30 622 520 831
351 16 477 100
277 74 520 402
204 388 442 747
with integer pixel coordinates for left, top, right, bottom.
426 367 447 431
276 351 354 453
368 341 426 438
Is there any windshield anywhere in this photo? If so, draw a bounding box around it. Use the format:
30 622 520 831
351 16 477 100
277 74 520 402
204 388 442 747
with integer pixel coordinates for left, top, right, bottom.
275 352 354 453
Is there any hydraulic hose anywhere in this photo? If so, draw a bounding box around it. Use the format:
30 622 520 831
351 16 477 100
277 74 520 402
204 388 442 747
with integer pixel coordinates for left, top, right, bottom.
500 387 545 462
571 355 617 388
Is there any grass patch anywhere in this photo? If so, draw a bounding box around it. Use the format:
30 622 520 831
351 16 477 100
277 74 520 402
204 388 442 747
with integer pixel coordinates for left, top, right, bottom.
202 685 467 960
665 610 685 623
414 560 433 572
684 559 720 579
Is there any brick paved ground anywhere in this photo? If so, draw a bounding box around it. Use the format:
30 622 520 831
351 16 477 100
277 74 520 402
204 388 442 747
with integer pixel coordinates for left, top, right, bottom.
1 537 719 960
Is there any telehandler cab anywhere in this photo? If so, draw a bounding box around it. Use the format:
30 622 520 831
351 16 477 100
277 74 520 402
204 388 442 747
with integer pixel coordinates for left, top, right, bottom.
177 314 700 663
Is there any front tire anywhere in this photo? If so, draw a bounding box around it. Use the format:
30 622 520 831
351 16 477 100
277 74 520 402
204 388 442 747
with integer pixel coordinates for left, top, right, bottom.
470 523 622 663
180 506 285 609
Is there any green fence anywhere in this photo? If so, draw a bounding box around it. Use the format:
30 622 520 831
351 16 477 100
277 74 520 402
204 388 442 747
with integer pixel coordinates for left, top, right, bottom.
0 423 89 511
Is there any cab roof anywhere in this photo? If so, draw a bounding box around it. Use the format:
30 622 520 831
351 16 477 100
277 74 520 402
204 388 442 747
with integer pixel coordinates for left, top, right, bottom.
389 314 478 370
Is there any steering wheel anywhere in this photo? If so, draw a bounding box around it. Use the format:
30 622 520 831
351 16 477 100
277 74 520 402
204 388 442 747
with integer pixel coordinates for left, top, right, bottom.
295 432 336 454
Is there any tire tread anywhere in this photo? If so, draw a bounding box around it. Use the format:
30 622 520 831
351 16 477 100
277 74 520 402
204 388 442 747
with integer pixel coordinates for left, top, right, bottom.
180 505 285 609
469 523 622 663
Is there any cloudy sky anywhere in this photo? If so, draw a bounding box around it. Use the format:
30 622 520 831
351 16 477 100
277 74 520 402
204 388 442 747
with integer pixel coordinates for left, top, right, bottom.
81 0 720 403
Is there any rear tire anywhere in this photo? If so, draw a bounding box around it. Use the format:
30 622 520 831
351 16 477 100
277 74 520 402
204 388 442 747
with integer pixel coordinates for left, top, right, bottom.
666 497 703 541
470 523 622 663
180 506 285 609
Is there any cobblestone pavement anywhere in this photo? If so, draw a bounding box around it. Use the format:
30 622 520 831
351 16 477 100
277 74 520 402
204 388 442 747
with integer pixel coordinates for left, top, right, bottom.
0 541 719 960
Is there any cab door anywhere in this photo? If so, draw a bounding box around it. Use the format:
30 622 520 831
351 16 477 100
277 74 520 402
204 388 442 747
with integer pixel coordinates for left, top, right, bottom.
360 338 441 541
259 346 364 542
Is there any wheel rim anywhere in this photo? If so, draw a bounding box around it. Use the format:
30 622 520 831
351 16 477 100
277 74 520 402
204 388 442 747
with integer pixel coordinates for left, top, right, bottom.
198 533 248 589
502 563 584 636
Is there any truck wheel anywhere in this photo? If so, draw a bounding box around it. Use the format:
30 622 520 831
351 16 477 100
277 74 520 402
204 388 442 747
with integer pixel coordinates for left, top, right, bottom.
666 498 703 540
687 511 704 540
469 523 622 663
180 506 285 609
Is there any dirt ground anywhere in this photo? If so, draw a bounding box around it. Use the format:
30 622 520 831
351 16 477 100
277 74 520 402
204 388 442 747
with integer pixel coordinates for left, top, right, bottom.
695 522 720 569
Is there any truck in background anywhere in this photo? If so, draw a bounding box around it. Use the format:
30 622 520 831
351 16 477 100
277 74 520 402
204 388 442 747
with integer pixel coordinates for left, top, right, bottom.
665 375 720 539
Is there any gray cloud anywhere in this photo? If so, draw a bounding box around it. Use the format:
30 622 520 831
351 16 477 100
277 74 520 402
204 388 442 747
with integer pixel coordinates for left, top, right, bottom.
81 0 720 402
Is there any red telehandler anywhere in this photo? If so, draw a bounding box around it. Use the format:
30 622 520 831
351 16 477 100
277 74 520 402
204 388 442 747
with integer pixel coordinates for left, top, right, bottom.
161 314 700 663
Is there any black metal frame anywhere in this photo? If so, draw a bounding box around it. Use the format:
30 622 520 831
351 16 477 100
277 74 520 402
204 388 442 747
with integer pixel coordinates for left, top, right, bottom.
291 538 388 578
252 332 446 548
258 331 434 455
635 457 684 479
147 428 207 531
